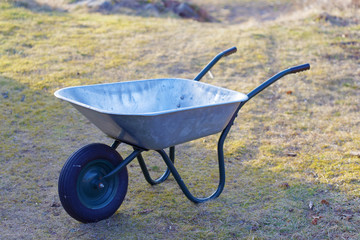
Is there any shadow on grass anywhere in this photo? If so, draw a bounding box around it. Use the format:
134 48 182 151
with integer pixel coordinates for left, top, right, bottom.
72 150 360 239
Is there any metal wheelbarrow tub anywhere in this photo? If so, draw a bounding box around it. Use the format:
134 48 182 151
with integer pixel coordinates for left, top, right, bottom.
55 46 310 223
55 78 248 150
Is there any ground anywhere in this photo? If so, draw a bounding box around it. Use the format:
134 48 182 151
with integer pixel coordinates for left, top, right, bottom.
0 0 359 239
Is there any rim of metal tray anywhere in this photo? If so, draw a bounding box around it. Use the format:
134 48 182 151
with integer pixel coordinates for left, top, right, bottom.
54 78 249 117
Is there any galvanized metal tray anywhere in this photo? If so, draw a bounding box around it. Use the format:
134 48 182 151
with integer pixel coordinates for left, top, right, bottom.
55 78 248 150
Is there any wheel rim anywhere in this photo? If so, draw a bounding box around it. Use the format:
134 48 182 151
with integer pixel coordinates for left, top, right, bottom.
77 159 119 209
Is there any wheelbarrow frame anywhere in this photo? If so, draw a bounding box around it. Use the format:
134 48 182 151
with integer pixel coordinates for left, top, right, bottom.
56 47 310 222
102 48 309 202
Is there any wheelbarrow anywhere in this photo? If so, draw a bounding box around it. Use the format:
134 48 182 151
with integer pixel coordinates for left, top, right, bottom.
55 47 310 223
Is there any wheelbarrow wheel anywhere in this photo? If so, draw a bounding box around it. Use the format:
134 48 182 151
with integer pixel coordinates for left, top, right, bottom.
58 143 128 223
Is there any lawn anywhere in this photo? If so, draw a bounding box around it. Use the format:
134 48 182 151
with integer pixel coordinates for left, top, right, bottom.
0 0 359 239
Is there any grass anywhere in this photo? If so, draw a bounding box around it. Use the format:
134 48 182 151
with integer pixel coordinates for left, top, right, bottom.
0 0 359 239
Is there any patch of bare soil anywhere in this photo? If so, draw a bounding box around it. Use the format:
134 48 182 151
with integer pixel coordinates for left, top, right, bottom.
67 0 216 22
12 0 360 25
205 0 359 25
66 0 299 24
211 1 295 24
11 0 73 12
8 0 298 24
316 12 359 26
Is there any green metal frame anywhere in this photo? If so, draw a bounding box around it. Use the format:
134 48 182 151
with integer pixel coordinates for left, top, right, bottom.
103 102 246 203
102 62 310 203
136 146 174 185
104 122 234 203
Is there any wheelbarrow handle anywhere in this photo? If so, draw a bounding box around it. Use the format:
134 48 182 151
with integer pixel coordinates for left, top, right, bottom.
288 63 310 74
222 46 238 56
194 47 237 81
246 63 310 101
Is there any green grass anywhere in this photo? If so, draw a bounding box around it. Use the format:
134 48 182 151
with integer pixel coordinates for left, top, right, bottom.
1 0 360 239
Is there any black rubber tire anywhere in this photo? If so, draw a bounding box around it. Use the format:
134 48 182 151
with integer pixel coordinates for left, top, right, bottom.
58 143 128 223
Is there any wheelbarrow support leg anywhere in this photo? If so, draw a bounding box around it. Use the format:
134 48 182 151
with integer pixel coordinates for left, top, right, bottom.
157 127 230 203
111 140 122 149
136 147 175 185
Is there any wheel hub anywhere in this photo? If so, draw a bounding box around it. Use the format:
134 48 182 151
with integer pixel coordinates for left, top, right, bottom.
77 159 119 209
